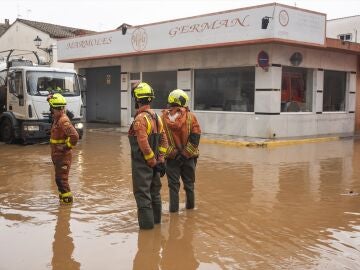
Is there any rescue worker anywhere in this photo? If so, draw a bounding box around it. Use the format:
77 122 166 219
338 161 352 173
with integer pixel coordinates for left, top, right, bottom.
48 93 79 204
46 80 62 92
161 89 201 212
128 82 168 229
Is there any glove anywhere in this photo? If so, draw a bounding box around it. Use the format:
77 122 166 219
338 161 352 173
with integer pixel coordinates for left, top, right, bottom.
66 110 74 120
154 162 166 177
175 153 187 164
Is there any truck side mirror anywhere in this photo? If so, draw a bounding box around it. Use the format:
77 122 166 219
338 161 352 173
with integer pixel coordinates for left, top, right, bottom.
9 72 15 79
79 76 87 92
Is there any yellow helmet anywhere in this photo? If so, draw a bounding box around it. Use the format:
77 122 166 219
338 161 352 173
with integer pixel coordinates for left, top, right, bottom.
48 93 66 108
132 82 155 101
168 89 189 107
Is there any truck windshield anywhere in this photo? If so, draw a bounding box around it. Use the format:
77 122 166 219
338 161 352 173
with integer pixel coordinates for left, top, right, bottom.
26 71 80 96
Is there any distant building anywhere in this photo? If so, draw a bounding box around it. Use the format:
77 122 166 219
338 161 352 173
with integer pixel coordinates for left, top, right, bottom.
327 15 360 43
0 18 95 68
56 3 360 138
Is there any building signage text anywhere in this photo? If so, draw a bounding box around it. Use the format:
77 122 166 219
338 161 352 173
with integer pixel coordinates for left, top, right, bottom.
168 16 250 37
66 37 112 49
57 4 326 61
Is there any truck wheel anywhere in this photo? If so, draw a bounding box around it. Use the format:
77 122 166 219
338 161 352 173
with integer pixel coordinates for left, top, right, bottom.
0 118 14 144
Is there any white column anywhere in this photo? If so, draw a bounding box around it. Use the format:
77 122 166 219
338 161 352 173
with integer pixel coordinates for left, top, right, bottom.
254 65 282 114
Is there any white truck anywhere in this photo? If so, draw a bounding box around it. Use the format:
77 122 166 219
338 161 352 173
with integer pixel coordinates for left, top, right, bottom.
0 50 84 144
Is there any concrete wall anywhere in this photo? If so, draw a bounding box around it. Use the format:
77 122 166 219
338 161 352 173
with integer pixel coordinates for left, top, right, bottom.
355 56 360 133
74 43 358 138
196 112 354 138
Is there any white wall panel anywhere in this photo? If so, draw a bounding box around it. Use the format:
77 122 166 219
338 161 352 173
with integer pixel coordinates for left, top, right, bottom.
255 66 282 90
255 91 281 113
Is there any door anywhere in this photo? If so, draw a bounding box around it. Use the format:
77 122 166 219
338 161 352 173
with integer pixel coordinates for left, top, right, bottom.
7 71 26 119
86 66 121 123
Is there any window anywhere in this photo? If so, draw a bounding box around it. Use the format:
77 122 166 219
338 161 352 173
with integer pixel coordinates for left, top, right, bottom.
281 67 313 112
194 67 255 112
323 70 346 112
26 71 80 96
130 72 140 81
142 71 177 109
0 71 6 112
338 34 352 41
9 71 23 96
0 71 6 87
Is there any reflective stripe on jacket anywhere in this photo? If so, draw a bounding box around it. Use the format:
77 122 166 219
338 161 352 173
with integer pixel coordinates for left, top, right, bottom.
50 113 79 151
161 106 201 159
128 105 168 166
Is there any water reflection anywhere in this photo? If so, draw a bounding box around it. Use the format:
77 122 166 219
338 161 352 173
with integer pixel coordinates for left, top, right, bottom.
1 131 360 270
52 205 80 270
133 228 161 270
132 213 200 270
161 213 199 270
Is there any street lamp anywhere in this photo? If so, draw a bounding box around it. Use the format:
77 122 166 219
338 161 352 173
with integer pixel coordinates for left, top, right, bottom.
33 35 53 64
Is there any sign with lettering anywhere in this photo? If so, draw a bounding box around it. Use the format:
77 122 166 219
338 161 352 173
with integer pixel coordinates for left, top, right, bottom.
57 3 325 62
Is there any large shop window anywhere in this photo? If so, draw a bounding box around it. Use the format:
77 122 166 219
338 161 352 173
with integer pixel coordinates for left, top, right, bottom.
323 70 346 112
281 67 313 112
194 67 255 112
142 71 177 109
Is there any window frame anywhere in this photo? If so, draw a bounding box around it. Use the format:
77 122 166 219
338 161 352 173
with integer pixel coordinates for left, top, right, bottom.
323 69 347 112
193 66 255 113
338 33 352 41
280 66 314 113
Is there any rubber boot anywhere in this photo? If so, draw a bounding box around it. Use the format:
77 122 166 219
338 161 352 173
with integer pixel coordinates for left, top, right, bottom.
153 204 162 224
169 190 179 213
138 208 154 230
59 192 73 204
185 191 195 209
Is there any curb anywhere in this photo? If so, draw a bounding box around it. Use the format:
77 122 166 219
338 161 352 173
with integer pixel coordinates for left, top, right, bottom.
201 136 340 148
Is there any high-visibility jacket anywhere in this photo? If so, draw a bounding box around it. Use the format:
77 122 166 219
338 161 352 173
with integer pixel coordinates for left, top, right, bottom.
161 106 201 159
50 112 79 155
128 105 168 167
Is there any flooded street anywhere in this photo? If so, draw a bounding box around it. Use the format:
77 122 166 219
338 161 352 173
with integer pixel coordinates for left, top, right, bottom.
0 128 360 270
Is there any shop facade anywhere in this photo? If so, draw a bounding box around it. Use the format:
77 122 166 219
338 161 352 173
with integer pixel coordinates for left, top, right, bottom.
57 3 360 138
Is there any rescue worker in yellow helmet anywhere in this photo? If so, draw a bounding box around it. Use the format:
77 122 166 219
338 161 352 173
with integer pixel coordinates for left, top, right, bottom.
161 89 201 212
48 93 79 204
128 82 168 229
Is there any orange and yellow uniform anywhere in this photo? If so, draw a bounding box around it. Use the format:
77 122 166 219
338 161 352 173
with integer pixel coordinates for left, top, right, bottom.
128 104 168 229
161 106 201 212
50 112 79 197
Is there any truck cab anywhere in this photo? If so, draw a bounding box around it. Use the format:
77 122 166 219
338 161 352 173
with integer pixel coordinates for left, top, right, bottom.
0 59 84 143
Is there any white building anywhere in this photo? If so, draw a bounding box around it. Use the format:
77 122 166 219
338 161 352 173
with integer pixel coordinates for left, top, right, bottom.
0 18 94 68
56 3 360 138
327 15 360 43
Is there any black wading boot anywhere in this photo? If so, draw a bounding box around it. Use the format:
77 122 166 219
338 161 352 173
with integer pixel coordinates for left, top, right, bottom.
169 191 179 213
138 208 154 229
153 204 162 224
186 191 195 209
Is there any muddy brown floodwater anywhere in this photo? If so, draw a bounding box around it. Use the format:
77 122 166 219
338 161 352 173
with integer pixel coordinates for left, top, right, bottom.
0 127 359 270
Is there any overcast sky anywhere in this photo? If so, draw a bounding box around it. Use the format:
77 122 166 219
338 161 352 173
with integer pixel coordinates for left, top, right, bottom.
0 0 359 31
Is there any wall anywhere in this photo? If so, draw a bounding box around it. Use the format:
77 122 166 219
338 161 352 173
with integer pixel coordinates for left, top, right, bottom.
355 55 360 133
74 43 358 138
327 16 360 43
0 21 73 69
